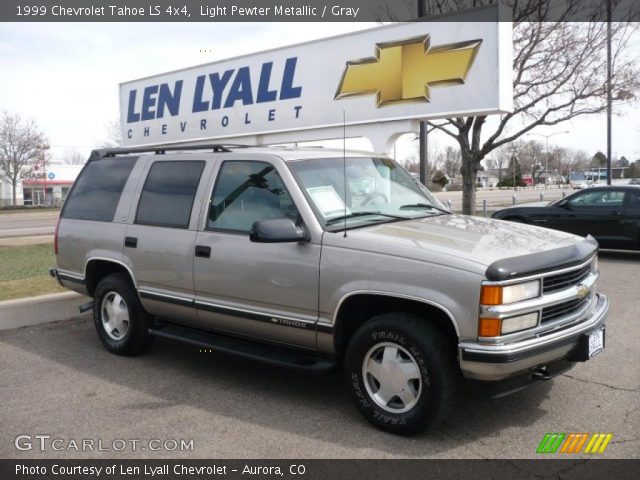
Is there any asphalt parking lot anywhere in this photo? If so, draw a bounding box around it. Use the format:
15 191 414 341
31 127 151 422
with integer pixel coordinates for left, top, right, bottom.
1 251 638 459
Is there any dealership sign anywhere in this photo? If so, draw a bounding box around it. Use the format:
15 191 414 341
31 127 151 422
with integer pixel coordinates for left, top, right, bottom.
120 20 512 147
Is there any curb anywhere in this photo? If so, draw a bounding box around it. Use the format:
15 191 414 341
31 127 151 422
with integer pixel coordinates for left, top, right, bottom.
0 292 90 331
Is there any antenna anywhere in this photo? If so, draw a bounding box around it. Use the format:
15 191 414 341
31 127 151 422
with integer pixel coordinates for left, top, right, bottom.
343 110 347 238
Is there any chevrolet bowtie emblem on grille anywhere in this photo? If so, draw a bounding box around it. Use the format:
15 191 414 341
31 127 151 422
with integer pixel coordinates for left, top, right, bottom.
576 284 590 300
335 36 482 107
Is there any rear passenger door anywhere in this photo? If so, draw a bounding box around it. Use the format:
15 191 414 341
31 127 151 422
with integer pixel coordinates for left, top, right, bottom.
193 158 321 349
123 157 213 325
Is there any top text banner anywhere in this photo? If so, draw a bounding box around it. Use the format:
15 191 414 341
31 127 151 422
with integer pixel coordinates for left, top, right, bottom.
2 0 637 22
120 20 512 147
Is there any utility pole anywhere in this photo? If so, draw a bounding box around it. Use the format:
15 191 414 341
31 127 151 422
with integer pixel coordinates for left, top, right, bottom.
510 144 518 191
606 0 612 185
417 0 428 186
527 131 569 185
40 143 50 205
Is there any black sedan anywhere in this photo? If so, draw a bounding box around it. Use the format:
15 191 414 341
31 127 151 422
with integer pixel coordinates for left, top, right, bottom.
492 185 640 250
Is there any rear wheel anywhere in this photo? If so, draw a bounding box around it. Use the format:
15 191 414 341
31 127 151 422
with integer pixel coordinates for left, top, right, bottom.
344 313 459 435
93 273 153 356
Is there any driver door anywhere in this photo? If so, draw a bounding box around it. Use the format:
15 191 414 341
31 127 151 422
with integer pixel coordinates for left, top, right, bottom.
192 158 321 349
563 189 626 246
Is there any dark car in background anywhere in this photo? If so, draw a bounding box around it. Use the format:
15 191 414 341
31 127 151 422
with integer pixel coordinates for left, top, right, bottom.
493 186 640 250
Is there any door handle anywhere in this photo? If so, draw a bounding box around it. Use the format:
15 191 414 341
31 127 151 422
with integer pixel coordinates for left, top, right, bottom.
195 245 211 258
124 236 137 248
609 211 622 217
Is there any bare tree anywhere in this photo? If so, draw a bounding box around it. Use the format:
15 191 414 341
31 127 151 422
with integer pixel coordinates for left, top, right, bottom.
425 1 639 213
559 148 590 178
484 143 512 184
442 145 462 180
517 140 546 183
99 119 123 149
403 134 444 179
63 148 86 165
0 112 47 206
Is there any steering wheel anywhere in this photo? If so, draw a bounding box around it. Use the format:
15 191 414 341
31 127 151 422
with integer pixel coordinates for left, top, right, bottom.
361 191 389 206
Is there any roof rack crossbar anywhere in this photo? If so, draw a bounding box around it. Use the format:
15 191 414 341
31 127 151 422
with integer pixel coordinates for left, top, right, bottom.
88 143 251 162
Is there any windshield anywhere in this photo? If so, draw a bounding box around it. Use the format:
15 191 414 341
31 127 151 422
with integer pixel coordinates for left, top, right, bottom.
288 157 448 231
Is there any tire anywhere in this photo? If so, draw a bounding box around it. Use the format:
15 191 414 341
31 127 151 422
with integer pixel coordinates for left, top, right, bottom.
344 313 459 435
93 272 153 356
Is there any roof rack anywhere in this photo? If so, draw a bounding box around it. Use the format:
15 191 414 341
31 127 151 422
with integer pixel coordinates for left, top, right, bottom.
88 143 251 162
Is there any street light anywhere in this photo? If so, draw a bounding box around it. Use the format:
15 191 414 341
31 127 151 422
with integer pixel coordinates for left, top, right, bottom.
527 131 569 184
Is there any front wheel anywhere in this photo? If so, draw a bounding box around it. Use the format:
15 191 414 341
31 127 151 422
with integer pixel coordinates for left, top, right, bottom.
344 313 459 435
93 273 153 356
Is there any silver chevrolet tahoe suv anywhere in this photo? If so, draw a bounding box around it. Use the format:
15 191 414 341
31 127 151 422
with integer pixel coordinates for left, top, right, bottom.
51 144 608 435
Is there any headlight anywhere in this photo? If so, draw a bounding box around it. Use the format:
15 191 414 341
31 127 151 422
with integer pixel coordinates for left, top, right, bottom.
591 257 599 275
480 280 541 305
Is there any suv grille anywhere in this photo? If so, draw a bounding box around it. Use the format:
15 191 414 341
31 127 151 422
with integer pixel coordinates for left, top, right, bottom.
542 264 591 294
541 297 589 323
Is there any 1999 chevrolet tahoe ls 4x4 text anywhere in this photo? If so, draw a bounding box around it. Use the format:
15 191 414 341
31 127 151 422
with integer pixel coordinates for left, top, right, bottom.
51 144 608 434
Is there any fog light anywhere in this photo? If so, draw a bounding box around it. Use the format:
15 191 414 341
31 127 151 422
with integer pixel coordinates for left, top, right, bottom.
501 312 539 334
478 318 502 337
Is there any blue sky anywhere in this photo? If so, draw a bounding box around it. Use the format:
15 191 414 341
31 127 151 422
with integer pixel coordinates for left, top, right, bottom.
1 22 638 163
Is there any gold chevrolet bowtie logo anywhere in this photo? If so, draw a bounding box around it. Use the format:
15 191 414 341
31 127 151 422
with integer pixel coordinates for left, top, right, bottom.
335 36 482 107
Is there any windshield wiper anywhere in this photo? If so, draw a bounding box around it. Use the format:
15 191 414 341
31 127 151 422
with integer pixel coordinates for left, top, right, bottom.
325 211 410 225
398 203 451 215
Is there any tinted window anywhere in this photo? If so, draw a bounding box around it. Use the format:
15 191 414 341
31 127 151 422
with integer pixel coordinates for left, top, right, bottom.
568 190 625 207
626 190 640 207
136 161 205 228
208 161 298 233
62 157 137 222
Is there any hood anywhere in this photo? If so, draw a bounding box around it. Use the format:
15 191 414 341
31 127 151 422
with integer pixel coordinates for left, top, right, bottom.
333 214 587 273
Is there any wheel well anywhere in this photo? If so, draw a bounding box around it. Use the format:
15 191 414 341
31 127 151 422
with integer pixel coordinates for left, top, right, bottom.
85 260 134 297
333 294 458 355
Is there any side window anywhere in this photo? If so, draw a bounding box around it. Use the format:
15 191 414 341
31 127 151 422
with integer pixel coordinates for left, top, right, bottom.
62 157 137 222
626 191 640 208
207 161 298 233
136 161 205 228
567 190 625 207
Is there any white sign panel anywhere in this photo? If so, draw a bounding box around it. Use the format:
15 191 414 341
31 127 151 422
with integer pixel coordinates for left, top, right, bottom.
120 21 512 147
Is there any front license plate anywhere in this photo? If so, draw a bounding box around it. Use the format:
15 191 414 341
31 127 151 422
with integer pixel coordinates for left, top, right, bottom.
588 328 604 358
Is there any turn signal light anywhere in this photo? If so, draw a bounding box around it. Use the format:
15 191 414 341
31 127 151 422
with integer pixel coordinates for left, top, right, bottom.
480 285 502 305
478 318 502 337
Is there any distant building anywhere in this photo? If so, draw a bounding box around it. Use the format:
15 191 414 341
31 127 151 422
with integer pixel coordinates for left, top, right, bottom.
477 169 501 188
569 167 628 187
0 163 83 207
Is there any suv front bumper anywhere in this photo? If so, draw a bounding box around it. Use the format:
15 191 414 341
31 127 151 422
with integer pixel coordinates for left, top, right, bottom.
458 293 608 381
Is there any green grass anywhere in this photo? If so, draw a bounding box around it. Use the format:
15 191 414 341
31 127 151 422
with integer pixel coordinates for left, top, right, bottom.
0 244 65 301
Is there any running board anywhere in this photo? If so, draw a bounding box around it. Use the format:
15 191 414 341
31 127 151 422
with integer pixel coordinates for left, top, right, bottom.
148 324 336 374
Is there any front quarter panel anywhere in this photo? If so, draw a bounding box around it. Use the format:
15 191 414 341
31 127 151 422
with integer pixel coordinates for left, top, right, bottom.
318 238 484 353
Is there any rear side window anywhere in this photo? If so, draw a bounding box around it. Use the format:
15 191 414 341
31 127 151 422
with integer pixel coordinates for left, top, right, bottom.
136 161 205 228
62 157 137 222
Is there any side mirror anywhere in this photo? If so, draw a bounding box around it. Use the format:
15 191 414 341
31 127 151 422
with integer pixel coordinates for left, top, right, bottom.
250 218 310 243
558 201 572 210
